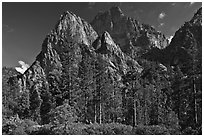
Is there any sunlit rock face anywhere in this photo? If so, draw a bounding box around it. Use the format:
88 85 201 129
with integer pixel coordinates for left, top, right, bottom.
91 6 168 58
93 31 143 75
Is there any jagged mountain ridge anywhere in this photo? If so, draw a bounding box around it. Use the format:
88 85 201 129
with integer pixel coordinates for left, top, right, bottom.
91 6 168 57
14 6 172 94
15 9 144 93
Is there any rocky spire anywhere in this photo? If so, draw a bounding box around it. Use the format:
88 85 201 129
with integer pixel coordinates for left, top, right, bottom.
92 31 143 74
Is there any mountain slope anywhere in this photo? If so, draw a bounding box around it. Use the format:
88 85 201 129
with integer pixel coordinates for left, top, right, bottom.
143 7 202 70
165 7 202 74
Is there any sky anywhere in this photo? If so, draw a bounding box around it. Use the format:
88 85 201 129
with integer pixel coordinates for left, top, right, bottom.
2 2 202 67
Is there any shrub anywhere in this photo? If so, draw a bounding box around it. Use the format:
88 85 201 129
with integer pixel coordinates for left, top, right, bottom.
82 123 132 135
182 127 199 135
64 123 89 135
132 125 150 135
50 123 87 135
2 116 25 135
149 125 170 135
164 111 181 134
28 124 54 135
132 125 170 135
82 123 102 135
2 115 41 135
49 100 78 126
108 123 133 134
11 126 27 135
2 123 18 135
167 127 181 135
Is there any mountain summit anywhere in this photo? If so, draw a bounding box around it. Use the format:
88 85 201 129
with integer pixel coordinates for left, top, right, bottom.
91 6 168 57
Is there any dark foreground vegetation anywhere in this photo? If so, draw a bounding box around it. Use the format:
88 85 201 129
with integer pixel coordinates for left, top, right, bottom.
2 65 202 135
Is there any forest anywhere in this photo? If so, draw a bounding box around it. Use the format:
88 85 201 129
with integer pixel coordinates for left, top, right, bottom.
2 6 202 135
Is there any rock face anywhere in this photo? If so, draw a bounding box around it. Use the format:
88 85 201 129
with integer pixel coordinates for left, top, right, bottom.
19 11 99 92
92 31 143 74
91 6 168 57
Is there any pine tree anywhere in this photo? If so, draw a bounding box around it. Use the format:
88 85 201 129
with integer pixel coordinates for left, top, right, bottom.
77 46 95 123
